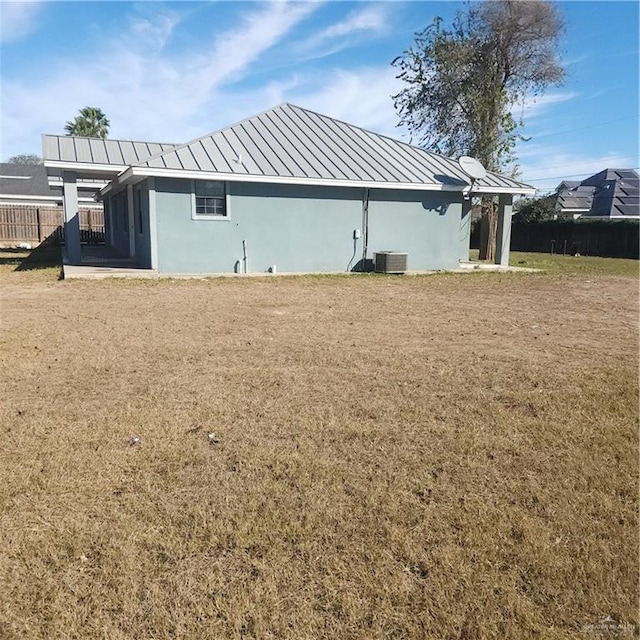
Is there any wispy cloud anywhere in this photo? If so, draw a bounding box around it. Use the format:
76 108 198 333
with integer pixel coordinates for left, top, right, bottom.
308 4 387 46
0 0 43 43
515 91 577 119
200 1 320 88
1 1 322 156
297 4 389 58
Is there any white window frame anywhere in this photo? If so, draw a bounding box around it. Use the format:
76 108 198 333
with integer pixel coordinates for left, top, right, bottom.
191 180 230 221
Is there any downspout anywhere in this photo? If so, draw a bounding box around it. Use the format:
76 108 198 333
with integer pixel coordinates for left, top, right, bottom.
361 187 369 270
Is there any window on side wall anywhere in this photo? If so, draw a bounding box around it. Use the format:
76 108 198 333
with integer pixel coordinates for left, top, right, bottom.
194 181 227 218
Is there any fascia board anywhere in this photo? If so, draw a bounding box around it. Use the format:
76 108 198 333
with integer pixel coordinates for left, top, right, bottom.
44 160 127 173
111 166 535 196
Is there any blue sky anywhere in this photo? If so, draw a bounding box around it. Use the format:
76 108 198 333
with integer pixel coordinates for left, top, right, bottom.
1 0 638 193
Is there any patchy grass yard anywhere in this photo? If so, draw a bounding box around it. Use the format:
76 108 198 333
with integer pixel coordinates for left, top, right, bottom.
468 249 639 277
0 251 638 639
509 251 639 277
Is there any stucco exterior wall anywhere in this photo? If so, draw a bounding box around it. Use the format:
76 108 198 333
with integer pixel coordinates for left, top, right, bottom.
368 189 462 271
152 178 465 274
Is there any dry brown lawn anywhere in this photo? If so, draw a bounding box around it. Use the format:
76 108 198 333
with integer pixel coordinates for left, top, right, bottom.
0 255 638 639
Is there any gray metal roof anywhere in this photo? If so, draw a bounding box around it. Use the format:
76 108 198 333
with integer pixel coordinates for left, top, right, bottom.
556 168 640 217
0 163 61 198
42 134 177 166
134 103 533 193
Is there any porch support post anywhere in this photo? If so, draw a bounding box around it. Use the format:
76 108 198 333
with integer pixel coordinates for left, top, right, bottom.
495 194 513 266
62 170 81 264
126 183 136 259
459 198 473 262
148 178 158 270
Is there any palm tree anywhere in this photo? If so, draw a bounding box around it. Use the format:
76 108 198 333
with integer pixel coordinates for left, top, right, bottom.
64 107 110 138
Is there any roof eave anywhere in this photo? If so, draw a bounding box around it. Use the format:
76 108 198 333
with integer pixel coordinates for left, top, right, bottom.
99 166 535 197
44 160 128 174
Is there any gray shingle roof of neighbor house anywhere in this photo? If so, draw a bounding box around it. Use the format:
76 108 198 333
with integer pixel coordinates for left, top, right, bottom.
42 134 177 168
556 168 640 217
557 185 595 210
128 103 535 195
0 163 62 199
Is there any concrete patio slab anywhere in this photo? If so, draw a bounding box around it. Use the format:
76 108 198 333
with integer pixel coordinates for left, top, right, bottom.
61 262 539 280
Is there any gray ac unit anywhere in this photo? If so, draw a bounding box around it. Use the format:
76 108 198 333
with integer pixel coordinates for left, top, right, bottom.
374 251 408 274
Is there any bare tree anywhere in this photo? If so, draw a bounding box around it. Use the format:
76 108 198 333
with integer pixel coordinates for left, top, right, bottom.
6 154 43 165
392 1 564 260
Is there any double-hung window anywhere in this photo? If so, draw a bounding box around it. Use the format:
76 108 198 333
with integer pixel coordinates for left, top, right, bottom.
194 181 227 217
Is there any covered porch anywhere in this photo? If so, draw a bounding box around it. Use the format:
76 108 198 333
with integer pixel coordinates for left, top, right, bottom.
63 245 156 279
42 133 176 270
459 193 515 267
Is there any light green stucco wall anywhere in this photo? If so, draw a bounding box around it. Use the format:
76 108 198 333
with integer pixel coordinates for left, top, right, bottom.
367 189 461 271
152 178 464 274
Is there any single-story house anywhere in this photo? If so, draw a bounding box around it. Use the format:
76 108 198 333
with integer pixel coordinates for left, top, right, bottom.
46 103 535 273
554 169 640 219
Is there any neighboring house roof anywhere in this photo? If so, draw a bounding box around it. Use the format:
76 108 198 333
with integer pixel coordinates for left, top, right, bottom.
0 163 61 199
0 163 101 205
42 134 177 171
0 163 65 205
114 103 533 195
556 185 594 211
555 168 640 218
557 180 581 190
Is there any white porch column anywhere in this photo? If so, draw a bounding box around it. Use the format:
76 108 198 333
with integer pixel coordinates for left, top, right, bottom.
148 178 158 270
495 194 513 266
126 184 136 259
62 170 81 264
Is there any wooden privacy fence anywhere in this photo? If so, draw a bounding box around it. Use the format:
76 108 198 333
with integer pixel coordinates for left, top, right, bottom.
0 205 105 245
471 219 639 259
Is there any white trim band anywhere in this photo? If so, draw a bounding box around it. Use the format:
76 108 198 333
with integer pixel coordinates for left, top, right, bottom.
100 166 536 197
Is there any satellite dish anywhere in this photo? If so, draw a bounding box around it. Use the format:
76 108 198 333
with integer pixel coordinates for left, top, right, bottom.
458 156 487 180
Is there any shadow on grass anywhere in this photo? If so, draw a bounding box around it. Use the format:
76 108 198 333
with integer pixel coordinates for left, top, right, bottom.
0 244 63 278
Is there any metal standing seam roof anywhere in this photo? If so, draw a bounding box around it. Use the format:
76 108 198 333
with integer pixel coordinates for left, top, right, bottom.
130 103 534 193
42 134 177 166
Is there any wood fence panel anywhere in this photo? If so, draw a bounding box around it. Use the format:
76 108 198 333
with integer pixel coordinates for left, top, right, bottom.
0 205 104 245
37 207 64 242
0 207 38 242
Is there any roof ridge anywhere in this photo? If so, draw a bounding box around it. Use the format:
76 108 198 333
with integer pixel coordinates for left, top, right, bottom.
131 102 295 167
133 102 481 179
120 103 533 193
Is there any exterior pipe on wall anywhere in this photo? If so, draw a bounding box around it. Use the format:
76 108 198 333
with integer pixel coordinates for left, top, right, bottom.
361 188 370 270
242 239 248 274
